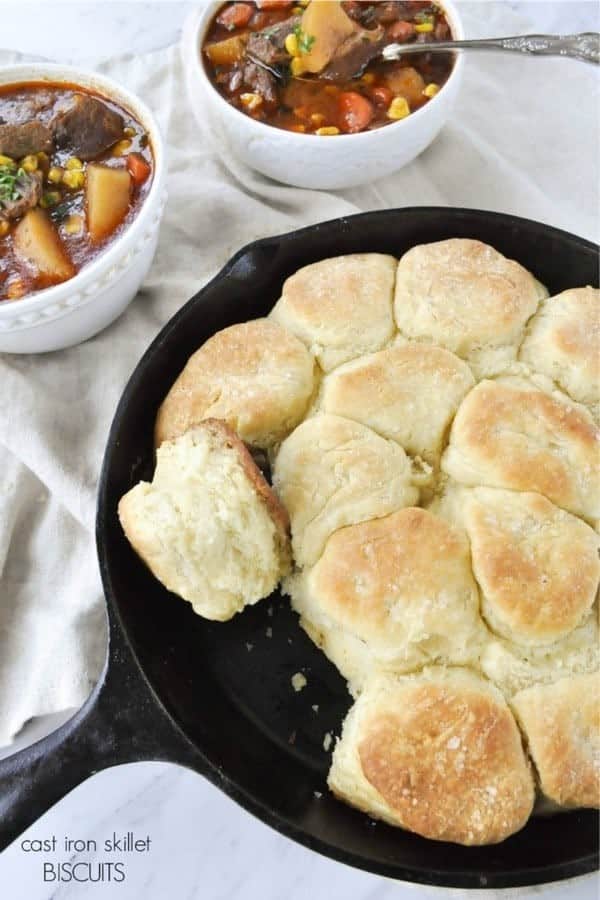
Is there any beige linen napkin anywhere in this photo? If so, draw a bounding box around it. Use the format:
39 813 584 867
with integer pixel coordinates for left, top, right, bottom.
0 0 598 747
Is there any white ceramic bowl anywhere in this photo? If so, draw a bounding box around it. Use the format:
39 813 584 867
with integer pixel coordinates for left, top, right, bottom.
182 2 464 190
0 64 167 354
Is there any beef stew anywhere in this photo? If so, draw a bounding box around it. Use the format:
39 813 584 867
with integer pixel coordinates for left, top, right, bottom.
202 1 454 136
0 82 153 303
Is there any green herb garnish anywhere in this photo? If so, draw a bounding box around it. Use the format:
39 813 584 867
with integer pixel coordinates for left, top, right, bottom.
293 24 316 54
50 198 76 223
0 165 25 208
40 191 62 209
414 8 435 24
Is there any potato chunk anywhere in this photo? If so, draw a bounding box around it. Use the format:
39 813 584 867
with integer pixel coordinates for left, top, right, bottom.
298 1 357 74
13 208 75 283
85 163 132 242
384 67 426 106
204 35 247 67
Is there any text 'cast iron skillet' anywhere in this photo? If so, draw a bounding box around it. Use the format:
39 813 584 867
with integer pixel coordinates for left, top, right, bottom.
0 208 598 889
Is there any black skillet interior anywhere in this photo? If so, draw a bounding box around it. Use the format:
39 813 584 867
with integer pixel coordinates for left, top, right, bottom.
98 208 599 889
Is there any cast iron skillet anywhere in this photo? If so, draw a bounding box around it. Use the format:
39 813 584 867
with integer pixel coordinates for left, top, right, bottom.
0 208 598 889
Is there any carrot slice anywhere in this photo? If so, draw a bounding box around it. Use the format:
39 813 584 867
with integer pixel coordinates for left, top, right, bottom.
217 3 254 29
256 0 293 8
126 152 152 186
338 91 374 134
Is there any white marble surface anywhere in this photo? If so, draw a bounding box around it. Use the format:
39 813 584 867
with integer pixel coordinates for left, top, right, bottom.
0 1 597 63
1 2 599 898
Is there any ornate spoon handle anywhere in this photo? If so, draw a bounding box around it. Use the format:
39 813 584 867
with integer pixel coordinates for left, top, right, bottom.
382 32 600 65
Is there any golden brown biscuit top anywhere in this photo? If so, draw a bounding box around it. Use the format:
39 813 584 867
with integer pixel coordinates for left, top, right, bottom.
270 253 396 372
512 673 600 808
358 675 535 844
307 507 479 649
154 318 315 449
520 287 600 411
394 239 545 358
320 340 474 463
442 379 600 521
462 488 600 646
272 413 417 566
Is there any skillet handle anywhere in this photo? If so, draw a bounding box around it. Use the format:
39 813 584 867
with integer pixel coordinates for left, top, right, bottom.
0 619 199 851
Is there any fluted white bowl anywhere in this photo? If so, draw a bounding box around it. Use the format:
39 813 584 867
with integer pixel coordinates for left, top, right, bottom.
182 1 464 190
0 64 167 354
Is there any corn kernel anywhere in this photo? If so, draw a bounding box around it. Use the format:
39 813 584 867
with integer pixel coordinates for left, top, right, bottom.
240 92 263 111
360 72 375 85
387 96 410 120
291 124 306 133
62 169 85 190
292 5 302 13
290 57 306 77
47 166 64 184
285 33 299 56
20 154 38 172
36 151 49 165
65 157 83 170
64 214 84 235
0 220 10 237
112 139 132 157
423 82 440 98
123 126 136 138
324 85 339 95
415 22 434 33
310 113 326 125
6 279 25 300
316 126 340 136
40 191 62 208
0 155 15 169
299 0 309 6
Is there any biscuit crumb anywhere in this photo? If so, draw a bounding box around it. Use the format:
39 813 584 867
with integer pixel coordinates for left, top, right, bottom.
312 704 319 713
291 672 307 692
245 642 253 652
266 626 273 638
323 732 333 751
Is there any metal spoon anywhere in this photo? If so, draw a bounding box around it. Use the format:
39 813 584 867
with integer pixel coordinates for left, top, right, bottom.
382 32 599 65
246 31 599 85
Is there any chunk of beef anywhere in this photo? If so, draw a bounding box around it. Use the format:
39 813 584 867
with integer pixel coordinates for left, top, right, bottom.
0 122 53 159
343 2 437 28
342 2 376 25
0 170 42 221
53 94 124 161
229 67 244 93
18 90 56 121
242 61 279 105
320 27 385 81
373 2 404 24
246 15 301 67
343 2 410 26
0 90 55 128
215 64 244 94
